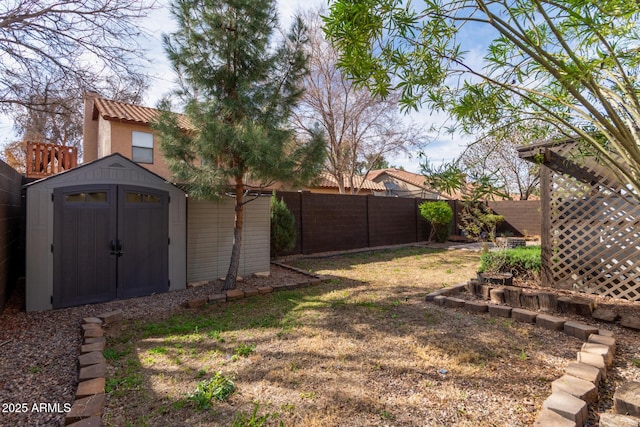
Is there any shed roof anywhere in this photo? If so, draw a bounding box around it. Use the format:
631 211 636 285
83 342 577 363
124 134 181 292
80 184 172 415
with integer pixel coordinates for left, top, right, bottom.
24 152 185 193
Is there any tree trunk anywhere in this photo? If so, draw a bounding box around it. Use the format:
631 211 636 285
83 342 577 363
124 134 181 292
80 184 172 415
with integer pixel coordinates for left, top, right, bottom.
223 177 245 290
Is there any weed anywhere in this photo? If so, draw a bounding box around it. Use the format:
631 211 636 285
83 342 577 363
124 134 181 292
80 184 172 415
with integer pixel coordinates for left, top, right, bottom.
519 348 528 361
289 362 300 371
299 391 316 399
632 358 640 368
196 368 208 378
234 343 256 357
280 403 295 413
28 366 42 374
188 372 236 410
231 403 281 427
207 329 225 342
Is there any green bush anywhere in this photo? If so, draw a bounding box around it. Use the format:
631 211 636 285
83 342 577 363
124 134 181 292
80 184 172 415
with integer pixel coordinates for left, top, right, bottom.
270 192 296 258
419 201 453 243
479 245 541 277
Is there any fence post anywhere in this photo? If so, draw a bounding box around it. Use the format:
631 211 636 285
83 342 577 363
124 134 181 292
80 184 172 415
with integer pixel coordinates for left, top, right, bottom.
366 195 371 248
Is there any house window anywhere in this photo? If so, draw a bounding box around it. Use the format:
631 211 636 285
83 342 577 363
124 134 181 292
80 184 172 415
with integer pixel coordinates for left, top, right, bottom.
132 131 154 164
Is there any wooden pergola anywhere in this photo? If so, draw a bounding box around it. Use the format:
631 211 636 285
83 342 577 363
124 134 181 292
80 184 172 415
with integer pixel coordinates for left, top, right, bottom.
519 140 640 301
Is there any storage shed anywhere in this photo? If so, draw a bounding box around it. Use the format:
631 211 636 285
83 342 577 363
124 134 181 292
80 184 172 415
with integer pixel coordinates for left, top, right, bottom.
25 153 187 311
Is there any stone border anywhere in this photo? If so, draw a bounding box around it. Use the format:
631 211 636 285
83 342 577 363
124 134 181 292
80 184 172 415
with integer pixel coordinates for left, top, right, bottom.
65 310 123 426
426 284 640 427
184 264 331 309
65 264 331 425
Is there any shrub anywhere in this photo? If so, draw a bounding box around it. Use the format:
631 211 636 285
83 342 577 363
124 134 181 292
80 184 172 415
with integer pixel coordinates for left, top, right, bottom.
419 201 453 243
478 245 541 278
270 192 296 258
188 372 236 410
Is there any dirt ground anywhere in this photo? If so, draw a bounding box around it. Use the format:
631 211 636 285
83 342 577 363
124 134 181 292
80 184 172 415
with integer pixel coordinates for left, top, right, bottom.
101 246 640 427
2 244 638 427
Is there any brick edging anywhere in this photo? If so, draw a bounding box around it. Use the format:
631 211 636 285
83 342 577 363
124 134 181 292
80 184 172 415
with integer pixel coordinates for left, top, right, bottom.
66 311 123 426
185 264 331 309
425 282 640 427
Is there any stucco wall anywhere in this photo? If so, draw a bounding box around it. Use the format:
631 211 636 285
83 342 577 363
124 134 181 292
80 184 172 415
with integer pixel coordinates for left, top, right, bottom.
108 121 173 180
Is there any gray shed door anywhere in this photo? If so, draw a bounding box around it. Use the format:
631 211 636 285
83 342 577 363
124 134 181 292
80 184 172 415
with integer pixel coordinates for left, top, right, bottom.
53 184 169 308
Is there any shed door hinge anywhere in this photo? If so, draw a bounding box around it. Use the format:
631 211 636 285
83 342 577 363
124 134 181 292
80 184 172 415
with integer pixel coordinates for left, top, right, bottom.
50 295 53 304
51 193 54 202
168 237 171 245
50 244 54 253
168 280 171 289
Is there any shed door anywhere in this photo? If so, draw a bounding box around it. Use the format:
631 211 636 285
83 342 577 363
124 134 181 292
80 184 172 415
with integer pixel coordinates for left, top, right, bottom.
53 185 169 308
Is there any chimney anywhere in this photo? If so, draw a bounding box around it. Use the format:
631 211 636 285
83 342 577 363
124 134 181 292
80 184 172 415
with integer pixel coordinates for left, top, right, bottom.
82 91 100 163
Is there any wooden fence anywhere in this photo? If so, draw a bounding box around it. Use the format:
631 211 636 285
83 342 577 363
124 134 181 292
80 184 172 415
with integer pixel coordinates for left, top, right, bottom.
275 192 541 256
26 142 77 179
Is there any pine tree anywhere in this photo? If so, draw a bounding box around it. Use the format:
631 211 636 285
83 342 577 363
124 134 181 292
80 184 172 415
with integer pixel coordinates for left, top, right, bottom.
154 0 325 290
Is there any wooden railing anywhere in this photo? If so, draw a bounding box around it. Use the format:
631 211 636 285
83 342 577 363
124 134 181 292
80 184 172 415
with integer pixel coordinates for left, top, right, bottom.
26 142 78 178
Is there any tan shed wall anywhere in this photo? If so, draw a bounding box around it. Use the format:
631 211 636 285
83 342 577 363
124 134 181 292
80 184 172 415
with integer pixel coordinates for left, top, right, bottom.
187 196 270 282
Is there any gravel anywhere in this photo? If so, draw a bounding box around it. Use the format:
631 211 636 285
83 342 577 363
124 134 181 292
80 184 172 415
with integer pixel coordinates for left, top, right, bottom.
0 265 310 427
1 256 639 427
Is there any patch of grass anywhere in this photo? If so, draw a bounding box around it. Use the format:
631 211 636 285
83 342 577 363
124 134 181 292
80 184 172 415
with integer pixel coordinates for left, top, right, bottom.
380 410 396 420
105 371 144 396
234 343 256 357
188 372 236 410
231 403 281 427
207 329 225 342
28 366 42 374
631 358 640 368
479 245 541 276
424 310 438 324
148 346 168 355
103 348 130 361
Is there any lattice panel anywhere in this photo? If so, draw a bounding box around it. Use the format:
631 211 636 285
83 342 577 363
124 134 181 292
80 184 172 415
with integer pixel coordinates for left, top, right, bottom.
547 172 640 301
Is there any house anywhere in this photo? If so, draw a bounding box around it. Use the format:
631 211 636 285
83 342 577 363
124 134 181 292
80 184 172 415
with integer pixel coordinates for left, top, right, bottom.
366 168 442 199
283 171 386 195
24 93 270 311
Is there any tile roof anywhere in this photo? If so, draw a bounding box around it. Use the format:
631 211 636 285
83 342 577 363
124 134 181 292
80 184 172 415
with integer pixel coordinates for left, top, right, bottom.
314 172 386 191
92 97 193 130
367 168 429 188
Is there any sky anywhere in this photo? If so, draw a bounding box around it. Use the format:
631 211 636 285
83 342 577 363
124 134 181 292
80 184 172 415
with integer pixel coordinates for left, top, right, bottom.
0 0 470 174
140 0 470 173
